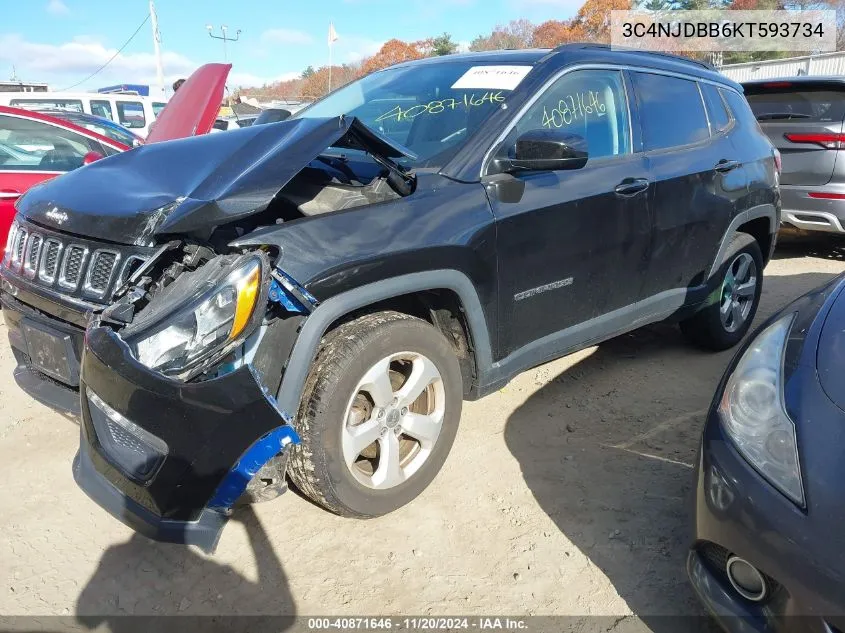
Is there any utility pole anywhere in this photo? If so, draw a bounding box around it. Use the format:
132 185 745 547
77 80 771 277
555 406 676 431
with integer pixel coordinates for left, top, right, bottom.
206 24 241 62
149 0 165 96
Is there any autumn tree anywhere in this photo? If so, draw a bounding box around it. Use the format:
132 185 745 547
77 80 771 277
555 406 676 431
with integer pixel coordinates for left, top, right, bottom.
299 64 360 99
531 20 578 47
567 0 633 43
360 39 423 74
431 32 458 55
470 19 536 51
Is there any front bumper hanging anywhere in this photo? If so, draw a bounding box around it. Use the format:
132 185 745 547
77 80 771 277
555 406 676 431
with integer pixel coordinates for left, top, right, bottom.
74 326 299 552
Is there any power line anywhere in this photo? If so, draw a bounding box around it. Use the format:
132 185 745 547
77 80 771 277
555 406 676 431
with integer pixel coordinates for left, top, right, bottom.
58 13 151 91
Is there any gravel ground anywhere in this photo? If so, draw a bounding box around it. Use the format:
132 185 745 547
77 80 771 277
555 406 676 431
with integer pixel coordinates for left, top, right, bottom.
0 234 843 632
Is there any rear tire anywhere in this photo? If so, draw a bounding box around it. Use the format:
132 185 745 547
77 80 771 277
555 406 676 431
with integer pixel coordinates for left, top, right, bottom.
680 233 763 351
287 311 463 518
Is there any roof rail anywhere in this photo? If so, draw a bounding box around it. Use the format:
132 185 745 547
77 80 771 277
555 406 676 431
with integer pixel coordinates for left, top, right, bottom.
551 43 715 72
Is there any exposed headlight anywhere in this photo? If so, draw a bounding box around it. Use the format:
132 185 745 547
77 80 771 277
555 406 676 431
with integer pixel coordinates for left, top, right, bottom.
718 313 803 506
130 256 262 376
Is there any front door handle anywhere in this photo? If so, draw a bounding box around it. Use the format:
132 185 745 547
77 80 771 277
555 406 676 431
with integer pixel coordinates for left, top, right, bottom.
715 159 741 173
0 189 21 200
615 178 650 197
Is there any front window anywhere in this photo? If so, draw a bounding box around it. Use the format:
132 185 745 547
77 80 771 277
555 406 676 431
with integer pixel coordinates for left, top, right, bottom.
504 69 631 161
152 102 166 117
295 61 534 167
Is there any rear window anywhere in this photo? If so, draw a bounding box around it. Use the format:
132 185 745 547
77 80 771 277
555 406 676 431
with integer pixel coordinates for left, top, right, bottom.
10 98 84 113
744 83 845 123
116 100 146 129
91 100 114 121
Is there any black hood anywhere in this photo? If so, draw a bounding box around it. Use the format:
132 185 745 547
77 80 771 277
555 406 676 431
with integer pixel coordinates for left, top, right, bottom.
17 116 412 246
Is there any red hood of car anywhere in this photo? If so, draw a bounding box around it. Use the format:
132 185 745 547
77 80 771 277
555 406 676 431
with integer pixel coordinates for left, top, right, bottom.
145 63 232 143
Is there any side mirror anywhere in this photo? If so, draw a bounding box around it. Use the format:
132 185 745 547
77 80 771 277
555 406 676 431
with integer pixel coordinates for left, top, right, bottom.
497 129 589 173
82 151 104 165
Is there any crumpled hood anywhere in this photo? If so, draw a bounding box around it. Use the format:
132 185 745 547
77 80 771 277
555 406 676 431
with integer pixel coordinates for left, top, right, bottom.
17 116 410 245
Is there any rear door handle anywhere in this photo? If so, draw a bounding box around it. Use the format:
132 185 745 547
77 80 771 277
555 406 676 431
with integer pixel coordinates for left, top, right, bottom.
0 189 21 200
614 178 650 197
715 159 741 173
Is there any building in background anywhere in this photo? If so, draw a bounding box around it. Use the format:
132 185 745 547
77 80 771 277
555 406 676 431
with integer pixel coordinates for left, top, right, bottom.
0 81 48 93
721 51 845 83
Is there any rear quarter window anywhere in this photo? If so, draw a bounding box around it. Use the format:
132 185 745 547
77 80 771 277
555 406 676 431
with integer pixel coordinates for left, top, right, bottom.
721 88 763 132
632 72 709 151
700 83 731 134
744 84 845 123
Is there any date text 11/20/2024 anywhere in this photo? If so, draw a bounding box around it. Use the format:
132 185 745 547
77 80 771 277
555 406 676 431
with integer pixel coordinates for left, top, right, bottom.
307 617 528 630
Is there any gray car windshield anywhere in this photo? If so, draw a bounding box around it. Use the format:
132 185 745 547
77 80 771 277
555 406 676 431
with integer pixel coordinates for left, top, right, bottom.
295 62 533 167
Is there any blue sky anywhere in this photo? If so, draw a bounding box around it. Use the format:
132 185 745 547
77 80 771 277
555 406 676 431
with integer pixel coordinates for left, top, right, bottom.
1 0 582 93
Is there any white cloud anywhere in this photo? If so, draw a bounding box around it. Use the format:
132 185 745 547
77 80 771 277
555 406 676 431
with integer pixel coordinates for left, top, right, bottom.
228 70 301 88
457 40 471 53
260 28 313 45
0 34 310 92
0 34 196 89
338 36 385 63
46 0 70 16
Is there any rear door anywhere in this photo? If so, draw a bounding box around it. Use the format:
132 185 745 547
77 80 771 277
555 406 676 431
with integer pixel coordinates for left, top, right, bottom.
743 80 845 186
631 71 741 296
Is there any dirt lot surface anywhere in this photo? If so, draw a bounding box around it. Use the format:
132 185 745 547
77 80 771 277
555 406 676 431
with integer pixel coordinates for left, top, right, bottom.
1 236 844 632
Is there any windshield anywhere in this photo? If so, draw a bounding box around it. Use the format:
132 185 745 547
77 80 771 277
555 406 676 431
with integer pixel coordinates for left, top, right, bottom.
295 61 533 167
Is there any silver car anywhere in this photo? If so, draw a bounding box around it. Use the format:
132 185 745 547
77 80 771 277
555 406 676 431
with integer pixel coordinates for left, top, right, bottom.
743 77 845 234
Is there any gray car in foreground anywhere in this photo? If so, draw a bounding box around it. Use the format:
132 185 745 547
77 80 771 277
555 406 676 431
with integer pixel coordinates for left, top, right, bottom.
743 77 845 234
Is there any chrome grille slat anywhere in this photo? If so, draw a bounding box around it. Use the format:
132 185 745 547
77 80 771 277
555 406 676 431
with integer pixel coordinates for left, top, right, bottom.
13 229 27 267
58 245 88 290
38 239 63 283
3 218 154 303
83 250 120 298
23 234 43 278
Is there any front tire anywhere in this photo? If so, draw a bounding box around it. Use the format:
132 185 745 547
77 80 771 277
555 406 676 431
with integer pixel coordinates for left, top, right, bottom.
287 311 463 517
680 232 763 351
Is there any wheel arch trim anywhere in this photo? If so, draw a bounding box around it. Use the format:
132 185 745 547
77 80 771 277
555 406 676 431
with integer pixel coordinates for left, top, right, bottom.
274 269 494 415
707 203 777 280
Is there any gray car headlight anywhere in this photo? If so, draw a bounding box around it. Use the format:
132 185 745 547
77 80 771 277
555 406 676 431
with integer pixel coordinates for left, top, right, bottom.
129 256 262 377
718 313 804 506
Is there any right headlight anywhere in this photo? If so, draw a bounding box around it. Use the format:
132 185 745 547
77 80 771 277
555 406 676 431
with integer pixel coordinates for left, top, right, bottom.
718 313 804 506
127 255 262 378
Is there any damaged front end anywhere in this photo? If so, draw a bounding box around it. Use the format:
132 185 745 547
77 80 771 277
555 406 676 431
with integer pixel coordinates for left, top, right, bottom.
8 115 418 550
76 241 314 552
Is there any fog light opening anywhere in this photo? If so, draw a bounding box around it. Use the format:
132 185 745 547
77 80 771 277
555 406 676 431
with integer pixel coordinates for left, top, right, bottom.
726 555 768 602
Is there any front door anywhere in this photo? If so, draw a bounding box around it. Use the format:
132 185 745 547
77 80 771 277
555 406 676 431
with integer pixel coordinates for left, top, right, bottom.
485 68 652 358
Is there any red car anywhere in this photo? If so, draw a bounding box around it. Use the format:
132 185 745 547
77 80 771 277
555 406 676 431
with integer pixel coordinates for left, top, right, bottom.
0 63 232 254
0 107 130 250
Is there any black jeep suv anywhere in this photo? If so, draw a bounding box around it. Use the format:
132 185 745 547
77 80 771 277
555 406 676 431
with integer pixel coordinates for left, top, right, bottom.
0 45 779 551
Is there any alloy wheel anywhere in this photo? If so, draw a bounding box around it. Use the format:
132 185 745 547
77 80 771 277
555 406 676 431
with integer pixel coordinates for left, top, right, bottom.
720 252 757 333
342 352 445 490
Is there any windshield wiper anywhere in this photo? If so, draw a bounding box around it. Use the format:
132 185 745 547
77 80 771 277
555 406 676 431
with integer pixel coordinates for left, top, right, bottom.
756 112 812 120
